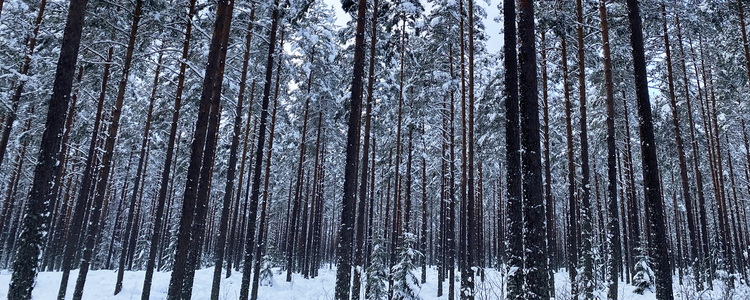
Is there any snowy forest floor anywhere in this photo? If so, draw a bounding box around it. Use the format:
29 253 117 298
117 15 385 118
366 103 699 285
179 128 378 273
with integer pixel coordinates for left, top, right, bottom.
0 266 748 299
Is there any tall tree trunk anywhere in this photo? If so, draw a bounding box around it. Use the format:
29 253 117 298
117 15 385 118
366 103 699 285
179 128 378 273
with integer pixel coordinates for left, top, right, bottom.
209 5 255 299
7 0 89 297
237 1 281 298
540 30 556 292
352 0 379 296
141 1 196 297
504 0 523 297
662 4 701 289
250 60 282 299
166 0 234 298
560 18 579 300
575 0 593 297
57 41 113 299
117 43 162 297
337 0 371 279
182 3 234 296
599 1 621 298
465 0 477 295
448 44 458 300
626 0 673 298
72 1 145 298
518 0 549 298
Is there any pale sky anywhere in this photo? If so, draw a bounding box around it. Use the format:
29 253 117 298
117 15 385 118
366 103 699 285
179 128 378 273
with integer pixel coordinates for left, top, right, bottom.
321 0 503 54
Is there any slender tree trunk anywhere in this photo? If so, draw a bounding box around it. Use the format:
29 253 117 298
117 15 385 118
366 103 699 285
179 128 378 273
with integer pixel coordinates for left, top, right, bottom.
353 1 379 296
238 1 281 298
182 3 234 296
559 17 579 300
0 0 47 170
141 1 196 297
575 1 593 297
540 30 556 290
71 1 145 298
7 0 89 297
626 0 673 298
599 1 621 298
117 44 163 297
662 5 701 289
250 61 282 299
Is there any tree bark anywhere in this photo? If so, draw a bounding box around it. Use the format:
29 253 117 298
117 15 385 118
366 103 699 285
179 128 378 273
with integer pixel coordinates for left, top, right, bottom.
7 0 89 297
599 1 621 298
626 0 673 298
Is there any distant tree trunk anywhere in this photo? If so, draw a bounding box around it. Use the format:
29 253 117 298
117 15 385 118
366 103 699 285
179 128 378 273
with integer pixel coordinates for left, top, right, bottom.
285 33 307 283
210 5 255 299
662 4 701 289
421 133 428 284
237 1 281 298
166 0 234 298
518 0 549 298
540 30 556 292
7 0 89 298
388 13 407 300
448 43 458 300
117 39 162 298
141 1 196 298
599 1 621 298
503 0 523 298
626 0 673 298
559 18 578 300
684 32 714 286
465 0 477 295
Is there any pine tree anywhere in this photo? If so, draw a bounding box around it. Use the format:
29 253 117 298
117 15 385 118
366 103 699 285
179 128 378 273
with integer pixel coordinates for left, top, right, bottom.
626 0 673 298
7 0 89 298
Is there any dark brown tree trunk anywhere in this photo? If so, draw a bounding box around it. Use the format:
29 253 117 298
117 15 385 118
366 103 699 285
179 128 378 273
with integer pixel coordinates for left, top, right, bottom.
141 1 196 297
353 0 379 295
72 1 145 298
388 14 407 300
662 5 702 289
559 20 578 299
237 1 281 298
575 0 593 296
626 0 673 298
599 1 621 298
182 2 234 296
166 0 234 298
57 42 113 299
209 5 255 299
504 0 522 297
540 30 557 289
518 0 549 298
250 59 282 299
7 0 89 297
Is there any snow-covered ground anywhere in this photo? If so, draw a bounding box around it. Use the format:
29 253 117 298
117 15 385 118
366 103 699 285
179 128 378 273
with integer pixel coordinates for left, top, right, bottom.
0 266 748 299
